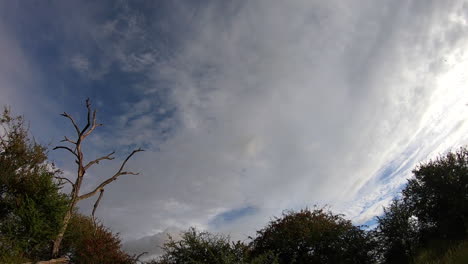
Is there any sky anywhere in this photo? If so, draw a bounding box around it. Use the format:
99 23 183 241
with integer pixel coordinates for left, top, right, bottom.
1 0 468 258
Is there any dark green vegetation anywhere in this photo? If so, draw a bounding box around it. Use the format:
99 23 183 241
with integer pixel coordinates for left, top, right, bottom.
0 106 466 263
376 148 468 263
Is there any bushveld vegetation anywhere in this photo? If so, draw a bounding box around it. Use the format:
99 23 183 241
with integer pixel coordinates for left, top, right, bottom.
0 103 467 263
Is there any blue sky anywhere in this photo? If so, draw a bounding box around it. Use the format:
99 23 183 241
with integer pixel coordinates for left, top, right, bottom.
1 0 468 257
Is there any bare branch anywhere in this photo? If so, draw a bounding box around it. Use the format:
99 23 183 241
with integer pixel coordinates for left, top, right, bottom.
60 136 76 145
79 99 103 139
60 112 80 135
82 111 103 139
53 146 79 159
54 176 74 186
84 151 115 170
92 189 105 222
116 148 144 175
78 148 144 201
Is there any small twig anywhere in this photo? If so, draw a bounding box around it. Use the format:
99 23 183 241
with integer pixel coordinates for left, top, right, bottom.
60 136 76 145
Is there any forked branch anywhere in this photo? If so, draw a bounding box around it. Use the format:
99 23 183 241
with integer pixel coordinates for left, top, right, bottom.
78 148 144 201
60 136 76 145
81 99 103 139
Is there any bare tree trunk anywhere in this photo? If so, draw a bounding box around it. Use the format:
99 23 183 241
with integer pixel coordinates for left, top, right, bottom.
51 200 76 258
50 99 143 258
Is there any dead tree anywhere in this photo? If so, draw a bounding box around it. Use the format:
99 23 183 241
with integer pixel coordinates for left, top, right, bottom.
51 99 143 258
